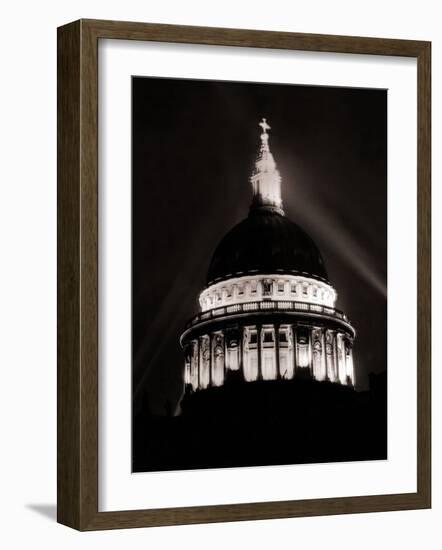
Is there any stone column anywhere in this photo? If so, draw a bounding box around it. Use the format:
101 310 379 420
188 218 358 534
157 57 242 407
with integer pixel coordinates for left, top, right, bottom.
337 333 345 384
308 329 313 377
330 331 335 381
239 325 244 378
343 339 347 381
223 330 227 378
322 329 331 381
257 325 263 381
209 333 213 387
332 331 339 382
275 323 281 379
293 324 298 375
320 329 327 381
197 337 201 389
183 346 188 386
344 339 351 384
348 344 355 386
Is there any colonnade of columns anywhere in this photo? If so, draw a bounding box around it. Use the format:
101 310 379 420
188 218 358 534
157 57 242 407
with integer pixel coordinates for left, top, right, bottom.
184 323 354 391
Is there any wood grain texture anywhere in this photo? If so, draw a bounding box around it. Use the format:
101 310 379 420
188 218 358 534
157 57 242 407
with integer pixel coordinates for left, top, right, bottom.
57 20 81 529
57 18 431 531
416 42 431 508
83 18 427 56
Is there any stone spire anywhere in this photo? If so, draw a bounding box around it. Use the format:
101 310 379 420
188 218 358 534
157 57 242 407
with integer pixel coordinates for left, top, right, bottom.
250 118 284 215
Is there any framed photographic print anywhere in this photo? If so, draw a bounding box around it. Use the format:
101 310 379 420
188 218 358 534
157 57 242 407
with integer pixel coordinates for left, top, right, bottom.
57 19 431 530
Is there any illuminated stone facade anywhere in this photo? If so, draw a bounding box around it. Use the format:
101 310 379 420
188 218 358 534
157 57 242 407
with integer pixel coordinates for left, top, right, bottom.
180 119 356 392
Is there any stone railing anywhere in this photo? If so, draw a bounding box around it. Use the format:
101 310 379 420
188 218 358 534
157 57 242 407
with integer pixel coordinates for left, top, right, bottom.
186 300 350 329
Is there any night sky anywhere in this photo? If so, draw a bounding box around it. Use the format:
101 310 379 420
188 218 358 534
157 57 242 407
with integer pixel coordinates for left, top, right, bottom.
132 77 387 415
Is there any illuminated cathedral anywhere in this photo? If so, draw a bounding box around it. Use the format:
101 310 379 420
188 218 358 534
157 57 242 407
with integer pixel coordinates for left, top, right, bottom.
180 119 356 392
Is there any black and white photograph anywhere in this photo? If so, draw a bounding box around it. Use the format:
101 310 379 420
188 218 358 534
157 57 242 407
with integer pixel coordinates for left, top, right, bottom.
132 77 387 472
0 0 436 541
1 0 434 543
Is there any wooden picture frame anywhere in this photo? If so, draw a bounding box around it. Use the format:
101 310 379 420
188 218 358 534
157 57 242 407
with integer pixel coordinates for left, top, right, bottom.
57 18 431 530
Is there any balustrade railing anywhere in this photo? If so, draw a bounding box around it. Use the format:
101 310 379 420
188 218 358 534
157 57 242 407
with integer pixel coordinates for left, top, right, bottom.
186 300 349 328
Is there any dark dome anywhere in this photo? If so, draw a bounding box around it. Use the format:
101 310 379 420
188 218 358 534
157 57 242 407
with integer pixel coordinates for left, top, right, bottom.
207 210 329 285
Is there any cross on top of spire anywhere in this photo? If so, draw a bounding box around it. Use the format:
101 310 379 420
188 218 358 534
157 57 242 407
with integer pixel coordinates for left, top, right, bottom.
250 118 284 215
259 117 271 135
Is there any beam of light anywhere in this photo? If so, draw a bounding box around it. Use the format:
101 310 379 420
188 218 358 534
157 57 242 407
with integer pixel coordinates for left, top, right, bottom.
132 201 228 401
288 184 387 299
